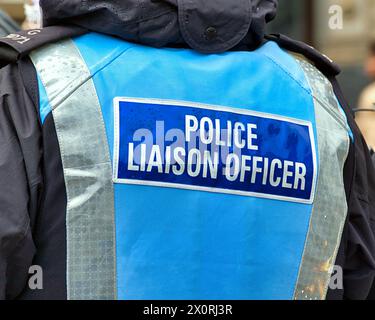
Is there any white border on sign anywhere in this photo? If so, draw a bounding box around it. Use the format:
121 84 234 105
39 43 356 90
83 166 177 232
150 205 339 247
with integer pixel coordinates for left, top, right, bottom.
112 97 318 205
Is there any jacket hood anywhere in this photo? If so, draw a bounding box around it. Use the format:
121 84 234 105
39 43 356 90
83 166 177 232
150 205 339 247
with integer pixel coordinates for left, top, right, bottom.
39 0 278 53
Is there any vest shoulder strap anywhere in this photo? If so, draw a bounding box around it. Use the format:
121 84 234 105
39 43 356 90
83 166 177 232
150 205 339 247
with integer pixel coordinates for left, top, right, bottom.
0 25 87 68
265 33 341 78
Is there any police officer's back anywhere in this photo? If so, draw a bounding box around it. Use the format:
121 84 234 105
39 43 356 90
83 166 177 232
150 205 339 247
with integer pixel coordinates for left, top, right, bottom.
0 0 374 300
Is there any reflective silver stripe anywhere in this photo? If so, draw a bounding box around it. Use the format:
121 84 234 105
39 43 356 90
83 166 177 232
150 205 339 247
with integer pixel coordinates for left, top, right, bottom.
293 57 350 300
30 40 116 300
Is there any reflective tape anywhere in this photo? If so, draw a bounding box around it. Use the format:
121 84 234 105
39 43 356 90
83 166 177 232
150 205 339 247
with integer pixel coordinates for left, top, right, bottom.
293 57 350 300
30 40 116 300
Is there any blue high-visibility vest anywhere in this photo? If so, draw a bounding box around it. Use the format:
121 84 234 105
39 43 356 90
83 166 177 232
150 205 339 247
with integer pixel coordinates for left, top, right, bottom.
31 32 350 300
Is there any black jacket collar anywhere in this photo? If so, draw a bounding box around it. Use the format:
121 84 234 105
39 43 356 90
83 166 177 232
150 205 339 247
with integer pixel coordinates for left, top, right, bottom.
39 0 278 53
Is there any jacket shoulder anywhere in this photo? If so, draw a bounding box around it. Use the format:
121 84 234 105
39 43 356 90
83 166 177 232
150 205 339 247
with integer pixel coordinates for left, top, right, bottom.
0 26 87 68
265 34 341 78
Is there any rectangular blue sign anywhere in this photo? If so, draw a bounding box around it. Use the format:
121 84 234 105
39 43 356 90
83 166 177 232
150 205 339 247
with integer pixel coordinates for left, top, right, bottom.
113 98 317 203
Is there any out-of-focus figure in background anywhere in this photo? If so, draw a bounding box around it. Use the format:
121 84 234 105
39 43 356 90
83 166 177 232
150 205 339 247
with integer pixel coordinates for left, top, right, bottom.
356 42 375 150
22 0 41 29
0 0 40 37
0 9 19 36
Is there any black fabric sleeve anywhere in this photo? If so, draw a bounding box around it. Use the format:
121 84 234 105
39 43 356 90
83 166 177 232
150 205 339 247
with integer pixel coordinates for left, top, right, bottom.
0 60 42 299
326 77 375 300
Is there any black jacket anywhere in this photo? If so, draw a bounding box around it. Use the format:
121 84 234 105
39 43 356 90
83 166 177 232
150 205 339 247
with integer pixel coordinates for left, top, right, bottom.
0 0 375 300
